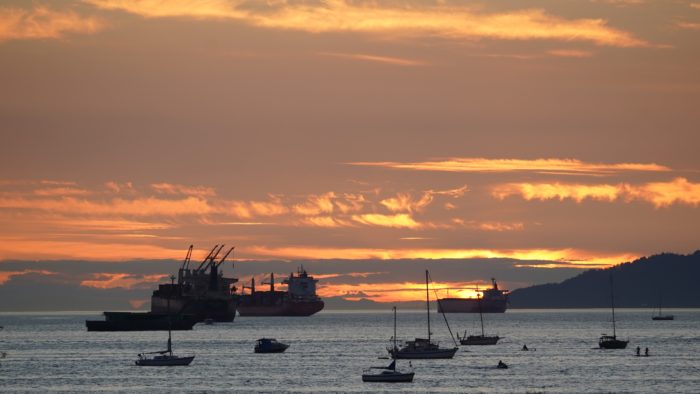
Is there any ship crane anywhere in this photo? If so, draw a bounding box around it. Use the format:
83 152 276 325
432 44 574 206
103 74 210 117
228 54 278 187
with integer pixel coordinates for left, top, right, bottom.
196 244 224 273
214 247 235 269
180 245 193 270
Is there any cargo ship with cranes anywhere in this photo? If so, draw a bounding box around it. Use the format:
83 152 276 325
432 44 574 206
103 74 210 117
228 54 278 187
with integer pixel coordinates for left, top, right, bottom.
238 267 324 316
86 244 240 331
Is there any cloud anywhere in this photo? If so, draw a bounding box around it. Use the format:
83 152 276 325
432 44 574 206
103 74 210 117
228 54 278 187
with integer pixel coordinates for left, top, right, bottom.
350 158 670 175
0 270 55 285
0 196 213 216
492 177 700 207
351 213 421 228
300 216 354 228
0 238 187 260
33 187 91 197
380 193 433 213
293 192 336 215
320 52 427 67
86 0 649 47
151 182 216 197
245 245 638 266
80 272 169 289
548 49 594 58
0 5 104 42
677 22 700 30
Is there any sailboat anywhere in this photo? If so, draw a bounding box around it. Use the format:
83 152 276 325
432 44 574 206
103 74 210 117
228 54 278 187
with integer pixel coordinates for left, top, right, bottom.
457 293 500 345
387 270 458 359
598 273 628 349
136 276 195 366
363 307 415 383
652 293 674 321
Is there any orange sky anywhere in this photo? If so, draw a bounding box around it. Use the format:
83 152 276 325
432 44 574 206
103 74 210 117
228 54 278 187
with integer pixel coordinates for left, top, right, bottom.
1 0 699 306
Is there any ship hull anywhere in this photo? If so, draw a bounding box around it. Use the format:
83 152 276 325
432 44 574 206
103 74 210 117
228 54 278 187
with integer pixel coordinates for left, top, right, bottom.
238 300 324 317
151 296 237 322
86 312 197 331
437 298 507 313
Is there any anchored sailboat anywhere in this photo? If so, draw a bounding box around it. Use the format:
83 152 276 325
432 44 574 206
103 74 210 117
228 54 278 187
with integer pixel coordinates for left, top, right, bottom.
136 276 195 366
599 273 628 349
457 293 500 345
363 307 415 383
388 270 458 359
652 292 674 321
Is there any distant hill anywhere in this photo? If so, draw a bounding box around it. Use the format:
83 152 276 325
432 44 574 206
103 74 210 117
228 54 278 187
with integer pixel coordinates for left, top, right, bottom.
508 251 700 308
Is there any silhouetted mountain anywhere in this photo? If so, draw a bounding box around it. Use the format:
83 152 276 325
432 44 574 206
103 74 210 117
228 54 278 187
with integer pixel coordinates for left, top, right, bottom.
509 251 700 308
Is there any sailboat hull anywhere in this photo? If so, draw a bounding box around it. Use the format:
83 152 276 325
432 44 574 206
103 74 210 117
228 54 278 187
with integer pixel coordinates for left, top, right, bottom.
391 348 458 359
599 337 628 349
652 315 674 321
135 355 195 366
460 335 499 345
362 372 414 382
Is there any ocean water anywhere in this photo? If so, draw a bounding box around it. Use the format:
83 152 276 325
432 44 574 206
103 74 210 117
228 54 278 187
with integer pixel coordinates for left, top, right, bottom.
0 309 698 393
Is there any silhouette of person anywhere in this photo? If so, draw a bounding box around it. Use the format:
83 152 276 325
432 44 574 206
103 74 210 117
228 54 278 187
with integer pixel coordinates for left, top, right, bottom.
498 360 508 369
636 346 640 356
522 344 529 351
645 347 649 357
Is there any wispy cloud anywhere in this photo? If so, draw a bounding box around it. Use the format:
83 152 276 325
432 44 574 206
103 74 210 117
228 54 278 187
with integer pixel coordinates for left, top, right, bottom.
80 272 169 289
0 6 104 42
245 245 638 266
492 177 700 207
86 0 649 47
151 182 216 197
548 49 594 58
0 269 55 285
350 157 670 175
351 213 421 229
320 52 427 67
677 21 700 30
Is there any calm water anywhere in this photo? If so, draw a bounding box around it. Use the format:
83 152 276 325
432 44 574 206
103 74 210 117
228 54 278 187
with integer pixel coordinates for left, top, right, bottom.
0 309 699 393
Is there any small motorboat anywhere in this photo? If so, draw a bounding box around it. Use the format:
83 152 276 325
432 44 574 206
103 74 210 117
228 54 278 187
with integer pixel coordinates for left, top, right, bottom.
362 360 414 383
254 338 289 353
497 360 508 369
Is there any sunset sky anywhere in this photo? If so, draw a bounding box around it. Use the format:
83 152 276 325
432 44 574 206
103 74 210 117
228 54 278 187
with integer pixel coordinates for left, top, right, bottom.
1 0 699 307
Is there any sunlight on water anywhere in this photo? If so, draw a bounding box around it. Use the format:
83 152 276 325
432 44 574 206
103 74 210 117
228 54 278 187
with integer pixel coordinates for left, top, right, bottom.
0 310 698 393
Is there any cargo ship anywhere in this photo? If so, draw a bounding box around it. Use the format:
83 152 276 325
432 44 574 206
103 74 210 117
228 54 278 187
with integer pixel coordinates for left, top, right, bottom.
150 245 239 322
237 267 324 316
86 245 239 331
437 278 508 313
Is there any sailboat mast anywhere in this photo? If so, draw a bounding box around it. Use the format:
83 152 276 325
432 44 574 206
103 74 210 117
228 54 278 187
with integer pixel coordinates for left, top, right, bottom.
393 306 397 354
610 274 617 338
478 293 485 337
168 275 174 356
425 270 431 343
